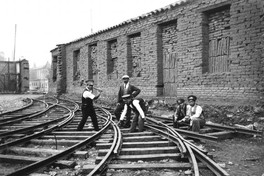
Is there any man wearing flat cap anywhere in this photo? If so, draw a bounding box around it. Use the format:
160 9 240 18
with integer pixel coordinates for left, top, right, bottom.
77 80 101 131
114 75 141 128
179 95 205 133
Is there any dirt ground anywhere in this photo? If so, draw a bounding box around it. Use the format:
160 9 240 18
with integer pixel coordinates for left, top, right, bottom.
1 93 264 176
204 137 264 176
0 94 42 113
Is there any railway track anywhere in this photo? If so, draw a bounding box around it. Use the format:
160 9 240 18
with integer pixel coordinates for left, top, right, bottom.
0 96 236 176
0 98 48 122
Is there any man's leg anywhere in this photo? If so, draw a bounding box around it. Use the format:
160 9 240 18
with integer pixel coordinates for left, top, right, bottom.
138 114 144 132
77 108 88 131
90 109 99 131
191 117 205 133
114 103 125 121
129 113 138 133
124 107 131 128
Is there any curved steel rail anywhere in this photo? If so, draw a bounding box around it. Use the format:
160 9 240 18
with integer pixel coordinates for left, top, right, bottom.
88 106 122 176
0 104 58 127
145 124 187 154
0 99 49 123
36 95 59 105
0 98 33 116
4 106 114 176
0 104 72 150
147 116 229 176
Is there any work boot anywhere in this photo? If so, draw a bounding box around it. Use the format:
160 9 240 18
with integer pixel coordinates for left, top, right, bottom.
124 122 131 128
118 120 125 128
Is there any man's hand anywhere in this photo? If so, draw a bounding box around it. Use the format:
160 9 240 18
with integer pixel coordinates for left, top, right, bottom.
184 115 190 120
173 115 178 121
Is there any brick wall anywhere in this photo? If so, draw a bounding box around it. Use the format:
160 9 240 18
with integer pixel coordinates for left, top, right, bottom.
50 0 264 103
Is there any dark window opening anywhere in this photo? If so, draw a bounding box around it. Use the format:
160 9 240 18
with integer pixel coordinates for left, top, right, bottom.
88 44 97 80
202 5 231 73
127 32 142 77
52 56 57 82
73 49 80 81
107 39 118 79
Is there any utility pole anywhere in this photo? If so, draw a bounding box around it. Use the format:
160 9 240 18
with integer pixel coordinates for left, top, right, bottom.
13 24 17 61
90 9 93 34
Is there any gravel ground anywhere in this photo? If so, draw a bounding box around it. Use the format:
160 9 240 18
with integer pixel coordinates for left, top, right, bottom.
0 94 42 101
0 94 42 113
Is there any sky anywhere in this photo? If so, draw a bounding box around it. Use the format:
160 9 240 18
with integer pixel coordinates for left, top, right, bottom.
0 0 180 68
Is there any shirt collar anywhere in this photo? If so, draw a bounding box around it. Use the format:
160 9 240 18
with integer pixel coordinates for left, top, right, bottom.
124 82 129 88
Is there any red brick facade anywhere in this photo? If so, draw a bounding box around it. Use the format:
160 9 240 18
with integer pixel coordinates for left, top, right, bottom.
50 0 264 102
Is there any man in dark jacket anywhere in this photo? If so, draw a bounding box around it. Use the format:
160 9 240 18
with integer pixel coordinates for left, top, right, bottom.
172 98 187 128
114 75 141 128
77 80 101 131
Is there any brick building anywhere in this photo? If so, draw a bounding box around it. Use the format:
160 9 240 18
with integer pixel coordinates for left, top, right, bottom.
50 0 264 103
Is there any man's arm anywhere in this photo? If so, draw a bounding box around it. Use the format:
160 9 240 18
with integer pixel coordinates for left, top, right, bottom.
132 100 145 119
117 87 122 103
180 105 191 121
94 91 101 100
130 85 141 98
173 105 180 121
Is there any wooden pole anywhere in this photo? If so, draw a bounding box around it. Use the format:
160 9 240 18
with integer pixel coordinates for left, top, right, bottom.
13 24 17 61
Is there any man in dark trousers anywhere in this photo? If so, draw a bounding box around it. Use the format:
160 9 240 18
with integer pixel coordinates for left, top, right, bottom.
77 80 101 131
172 98 187 128
114 75 141 128
119 94 146 132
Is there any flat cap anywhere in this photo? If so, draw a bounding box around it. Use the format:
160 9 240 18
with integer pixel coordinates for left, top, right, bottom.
86 80 94 86
122 75 130 79
177 98 185 104
187 95 197 101
122 94 131 99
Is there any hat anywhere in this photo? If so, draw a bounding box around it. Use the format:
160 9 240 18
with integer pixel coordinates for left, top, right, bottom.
122 94 131 99
177 98 185 104
86 80 94 86
188 95 197 101
122 75 129 79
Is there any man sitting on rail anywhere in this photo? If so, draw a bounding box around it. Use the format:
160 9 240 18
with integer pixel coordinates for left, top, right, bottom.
119 94 147 133
171 98 187 128
178 95 205 133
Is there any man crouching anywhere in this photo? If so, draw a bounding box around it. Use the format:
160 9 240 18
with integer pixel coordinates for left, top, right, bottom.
119 94 146 132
